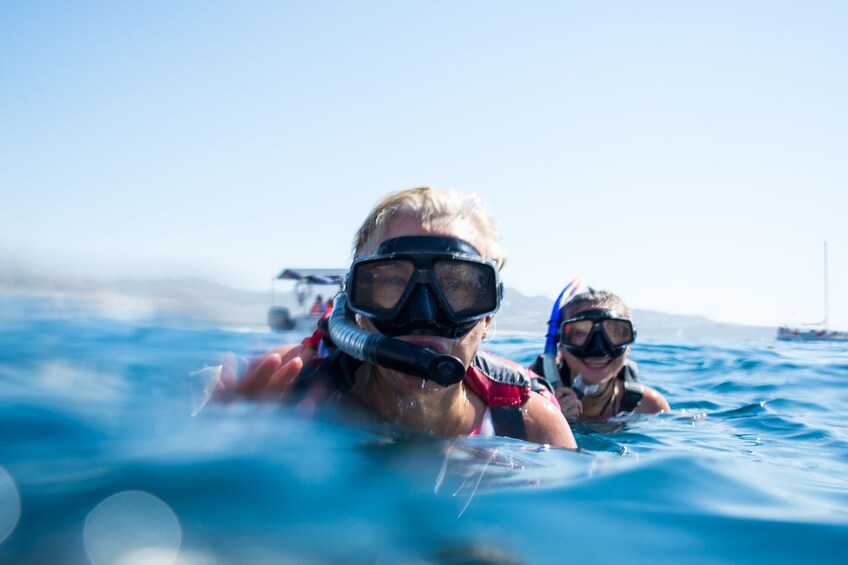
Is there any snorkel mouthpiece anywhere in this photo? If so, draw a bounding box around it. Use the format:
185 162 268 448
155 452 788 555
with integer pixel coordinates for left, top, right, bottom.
570 374 600 399
328 294 466 387
429 355 466 386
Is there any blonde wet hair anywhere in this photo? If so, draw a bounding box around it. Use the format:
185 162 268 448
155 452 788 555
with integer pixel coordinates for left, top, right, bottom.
352 186 506 270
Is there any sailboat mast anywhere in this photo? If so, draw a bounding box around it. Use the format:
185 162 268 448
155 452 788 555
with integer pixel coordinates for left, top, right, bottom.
824 241 829 329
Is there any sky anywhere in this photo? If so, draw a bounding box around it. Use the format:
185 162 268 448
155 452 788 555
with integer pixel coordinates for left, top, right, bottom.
2 1 847 329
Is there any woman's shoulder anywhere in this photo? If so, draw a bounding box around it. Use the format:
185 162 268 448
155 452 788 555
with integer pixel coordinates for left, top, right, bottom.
635 384 671 413
522 391 576 448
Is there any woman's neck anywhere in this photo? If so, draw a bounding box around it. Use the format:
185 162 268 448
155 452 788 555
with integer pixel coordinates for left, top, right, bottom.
579 377 618 419
356 364 469 437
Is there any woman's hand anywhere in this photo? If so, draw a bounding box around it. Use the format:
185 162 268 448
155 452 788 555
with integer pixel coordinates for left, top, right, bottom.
555 386 582 421
216 344 311 401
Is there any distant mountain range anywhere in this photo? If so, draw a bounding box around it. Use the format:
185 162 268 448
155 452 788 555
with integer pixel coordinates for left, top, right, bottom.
499 288 774 339
0 272 775 339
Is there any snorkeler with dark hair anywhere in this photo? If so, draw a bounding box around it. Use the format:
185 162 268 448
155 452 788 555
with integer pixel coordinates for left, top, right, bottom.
530 288 670 421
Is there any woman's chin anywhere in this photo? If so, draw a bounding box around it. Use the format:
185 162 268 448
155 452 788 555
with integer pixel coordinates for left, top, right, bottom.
380 368 440 395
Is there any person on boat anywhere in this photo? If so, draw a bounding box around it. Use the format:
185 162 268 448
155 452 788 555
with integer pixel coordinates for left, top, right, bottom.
529 288 670 421
218 187 576 448
299 301 335 362
310 295 327 315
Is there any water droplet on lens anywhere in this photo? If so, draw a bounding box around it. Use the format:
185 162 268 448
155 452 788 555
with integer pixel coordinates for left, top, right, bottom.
0 466 21 544
84 490 182 565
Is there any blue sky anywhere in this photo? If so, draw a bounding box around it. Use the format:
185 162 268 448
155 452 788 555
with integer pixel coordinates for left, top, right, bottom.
2 1 847 328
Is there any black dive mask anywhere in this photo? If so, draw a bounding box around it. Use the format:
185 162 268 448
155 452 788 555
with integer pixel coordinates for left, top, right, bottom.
559 309 635 359
346 236 502 339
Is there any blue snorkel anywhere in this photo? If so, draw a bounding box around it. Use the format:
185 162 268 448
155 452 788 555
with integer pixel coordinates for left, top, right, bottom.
327 294 466 387
542 278 581 390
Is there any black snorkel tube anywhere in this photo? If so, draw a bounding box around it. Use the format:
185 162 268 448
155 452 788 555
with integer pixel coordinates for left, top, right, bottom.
328 294 466 387
542 278 581 390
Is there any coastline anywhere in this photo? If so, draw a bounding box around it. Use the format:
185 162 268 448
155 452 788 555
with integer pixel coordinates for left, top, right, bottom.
0 276 775 340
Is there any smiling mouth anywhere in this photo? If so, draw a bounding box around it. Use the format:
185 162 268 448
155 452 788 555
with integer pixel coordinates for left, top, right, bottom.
582 357 611 369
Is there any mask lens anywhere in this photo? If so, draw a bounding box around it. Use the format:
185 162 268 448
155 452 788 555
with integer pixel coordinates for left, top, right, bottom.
561 320 594 346
347 235 502 339
351 260 414 314
602 319 634 346
433 260 497 317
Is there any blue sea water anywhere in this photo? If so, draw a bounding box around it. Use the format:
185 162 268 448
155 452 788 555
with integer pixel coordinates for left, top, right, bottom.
1 305 848 564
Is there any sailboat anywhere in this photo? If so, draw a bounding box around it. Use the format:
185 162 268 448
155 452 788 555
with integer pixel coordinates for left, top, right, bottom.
777 242 848 341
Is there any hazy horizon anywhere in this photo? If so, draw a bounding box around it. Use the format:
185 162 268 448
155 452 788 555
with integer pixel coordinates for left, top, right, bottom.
0 259 780 338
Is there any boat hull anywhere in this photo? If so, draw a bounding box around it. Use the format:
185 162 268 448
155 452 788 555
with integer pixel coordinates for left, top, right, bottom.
776 327 848 342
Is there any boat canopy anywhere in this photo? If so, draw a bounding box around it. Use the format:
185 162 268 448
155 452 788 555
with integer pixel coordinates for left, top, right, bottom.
273 268 347 285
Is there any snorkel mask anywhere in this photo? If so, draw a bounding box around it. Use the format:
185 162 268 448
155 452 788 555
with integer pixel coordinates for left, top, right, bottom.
327 235 502 387
346 236 502 339
559 309 636 359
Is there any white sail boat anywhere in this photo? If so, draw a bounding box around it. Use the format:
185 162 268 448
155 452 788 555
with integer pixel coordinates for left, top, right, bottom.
777 242 848 341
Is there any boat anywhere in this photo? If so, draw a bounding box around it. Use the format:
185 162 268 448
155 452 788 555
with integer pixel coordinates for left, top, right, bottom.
777 242 848 342
776 326 848 341
267 267 346 331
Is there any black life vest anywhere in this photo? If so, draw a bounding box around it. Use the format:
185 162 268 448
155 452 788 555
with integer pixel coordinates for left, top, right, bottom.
528 355 644 414
295 350 538 441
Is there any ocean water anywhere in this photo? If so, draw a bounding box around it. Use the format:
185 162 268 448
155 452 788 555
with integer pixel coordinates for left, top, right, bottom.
1 306 847 564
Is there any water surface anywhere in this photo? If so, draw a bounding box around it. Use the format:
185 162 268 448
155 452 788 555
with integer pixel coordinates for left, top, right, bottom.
1 308 847 564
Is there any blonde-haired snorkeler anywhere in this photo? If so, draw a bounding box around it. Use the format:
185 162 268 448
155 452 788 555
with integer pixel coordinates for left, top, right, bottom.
529 288 670 421
219 187 576 448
